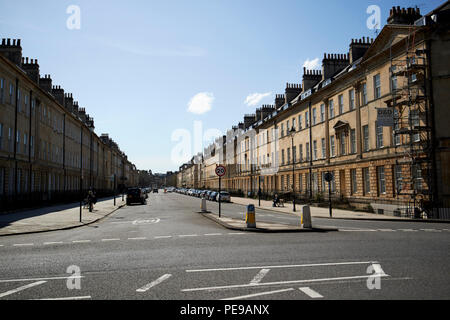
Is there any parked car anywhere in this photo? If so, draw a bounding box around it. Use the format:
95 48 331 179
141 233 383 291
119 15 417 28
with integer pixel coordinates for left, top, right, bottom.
218 191 231 202
153 188 159 193
209 191 218 201
126 187 146 205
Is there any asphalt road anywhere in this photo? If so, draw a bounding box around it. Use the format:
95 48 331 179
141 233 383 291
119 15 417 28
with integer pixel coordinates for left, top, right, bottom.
0 191 449 301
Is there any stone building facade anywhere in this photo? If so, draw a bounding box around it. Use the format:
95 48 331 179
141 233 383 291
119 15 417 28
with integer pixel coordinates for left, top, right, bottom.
177 3 450 218
0 39 138 211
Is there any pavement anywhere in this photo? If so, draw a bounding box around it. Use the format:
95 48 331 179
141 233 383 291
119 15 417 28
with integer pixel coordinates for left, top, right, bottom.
0 196 126 236
230 196 449 222
201 212 338 232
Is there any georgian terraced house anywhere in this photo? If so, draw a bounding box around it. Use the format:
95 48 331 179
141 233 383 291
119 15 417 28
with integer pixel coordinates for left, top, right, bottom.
177 3 450 219
0 39 138 211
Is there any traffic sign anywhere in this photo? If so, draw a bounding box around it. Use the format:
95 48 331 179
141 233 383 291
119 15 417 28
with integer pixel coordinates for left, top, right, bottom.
376 108 394 127
215 165 226 177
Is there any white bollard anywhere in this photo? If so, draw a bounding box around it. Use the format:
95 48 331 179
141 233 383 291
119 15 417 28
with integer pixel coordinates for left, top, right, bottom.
201 198 207 212
302 205 312 229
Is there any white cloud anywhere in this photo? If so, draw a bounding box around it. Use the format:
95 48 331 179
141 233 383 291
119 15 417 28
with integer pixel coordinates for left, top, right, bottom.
244 92 272 107
187 92 214 115
303 57 320 70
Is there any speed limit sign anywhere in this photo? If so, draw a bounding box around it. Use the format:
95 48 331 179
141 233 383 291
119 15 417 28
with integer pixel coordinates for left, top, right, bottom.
215 165 226 177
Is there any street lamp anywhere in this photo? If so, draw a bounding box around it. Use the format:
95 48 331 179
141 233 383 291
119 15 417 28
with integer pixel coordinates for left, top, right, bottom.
289 126 296 212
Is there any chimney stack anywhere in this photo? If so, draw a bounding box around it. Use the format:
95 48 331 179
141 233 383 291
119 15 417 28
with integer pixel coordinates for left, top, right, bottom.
387 6 422 25
260 104 275 120
78 107 87 122
349 37 374 64
51 85 65 106
274 94 285 109
64 93 74 113
285 83 302 104
321 53 349 80
39 74 53 93
302 67 322 92
244 114 256 129
0 38 22 65
72 101 80 116
21 57 40 83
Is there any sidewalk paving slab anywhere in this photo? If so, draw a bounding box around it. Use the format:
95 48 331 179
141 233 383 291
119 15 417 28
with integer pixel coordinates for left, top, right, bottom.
229 196 450 223
0 197 125 237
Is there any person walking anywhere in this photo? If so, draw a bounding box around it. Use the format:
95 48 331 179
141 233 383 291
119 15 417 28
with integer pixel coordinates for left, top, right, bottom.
87 189 95 212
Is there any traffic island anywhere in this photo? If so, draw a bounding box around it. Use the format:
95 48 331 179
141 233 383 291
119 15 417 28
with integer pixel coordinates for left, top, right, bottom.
200 212 338 233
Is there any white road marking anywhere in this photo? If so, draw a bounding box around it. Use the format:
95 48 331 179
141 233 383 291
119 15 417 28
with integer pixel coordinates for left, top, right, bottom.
13 243 34 246
0 276 83 283
154 236 172 239
178 234 198 237
132 218 160 225
43 242 64 245
221 288 294 300
398 229 417 232
182 273 390 292
72 240 91 243
186 261 377 273
421 229 441 232
378 229 396 232
102 239 120 242
0 281 47 298
128 237 147 240
250 269 270 285
204 233 222 236
32 296 92 300
299 287 324 298
227 232 246 235
339 229 377 232
136 274 172 293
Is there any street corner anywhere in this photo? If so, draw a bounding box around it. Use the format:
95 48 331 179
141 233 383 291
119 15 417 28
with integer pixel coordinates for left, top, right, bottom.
201 212 338 233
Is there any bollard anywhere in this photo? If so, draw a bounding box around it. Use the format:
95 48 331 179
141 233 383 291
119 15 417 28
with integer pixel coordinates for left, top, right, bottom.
201 197 207 213
302 205 312 229
246 204 256 228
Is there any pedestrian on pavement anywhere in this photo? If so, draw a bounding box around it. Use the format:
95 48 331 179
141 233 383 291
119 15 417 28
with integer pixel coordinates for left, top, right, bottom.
273 194 280 207
87 188 95 212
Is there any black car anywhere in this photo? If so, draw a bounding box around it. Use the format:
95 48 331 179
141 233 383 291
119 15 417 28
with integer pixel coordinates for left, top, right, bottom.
153 188 159 193
126 187 146 205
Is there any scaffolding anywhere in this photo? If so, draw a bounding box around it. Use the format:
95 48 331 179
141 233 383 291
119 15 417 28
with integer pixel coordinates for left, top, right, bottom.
387 25 434 218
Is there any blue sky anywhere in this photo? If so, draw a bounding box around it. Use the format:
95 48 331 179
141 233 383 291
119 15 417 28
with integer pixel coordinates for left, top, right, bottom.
0 0 443 172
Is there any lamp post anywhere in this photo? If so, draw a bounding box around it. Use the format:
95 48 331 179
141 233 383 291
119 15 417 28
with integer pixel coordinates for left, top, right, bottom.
289 126 296 212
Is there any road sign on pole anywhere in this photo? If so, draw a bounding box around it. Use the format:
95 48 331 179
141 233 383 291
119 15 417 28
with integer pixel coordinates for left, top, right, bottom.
215 165 226 177
216 165 226 218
